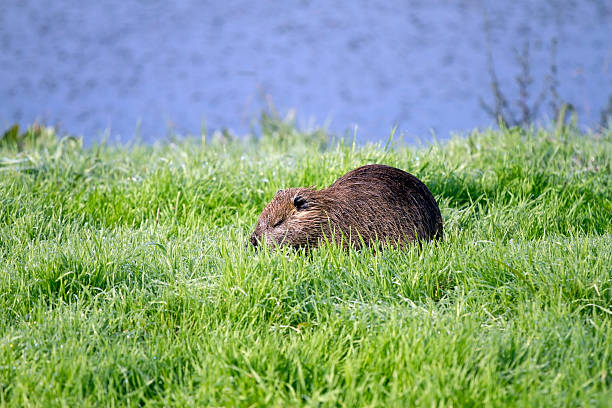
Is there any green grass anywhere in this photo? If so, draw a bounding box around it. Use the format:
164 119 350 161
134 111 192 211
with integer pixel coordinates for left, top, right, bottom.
0 121 611 407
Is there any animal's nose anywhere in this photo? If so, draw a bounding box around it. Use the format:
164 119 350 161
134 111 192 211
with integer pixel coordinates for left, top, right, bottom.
250 234 259 248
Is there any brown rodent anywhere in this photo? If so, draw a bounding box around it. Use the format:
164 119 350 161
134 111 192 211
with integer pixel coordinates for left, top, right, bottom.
250 164 443 249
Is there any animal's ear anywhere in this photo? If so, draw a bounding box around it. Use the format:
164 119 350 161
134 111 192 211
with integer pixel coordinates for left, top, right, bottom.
293 195 309 210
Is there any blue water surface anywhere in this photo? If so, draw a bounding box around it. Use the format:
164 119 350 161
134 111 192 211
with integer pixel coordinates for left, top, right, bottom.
1 0 611 143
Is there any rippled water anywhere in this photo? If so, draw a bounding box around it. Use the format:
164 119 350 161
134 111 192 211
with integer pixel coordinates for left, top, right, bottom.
1 0 611 143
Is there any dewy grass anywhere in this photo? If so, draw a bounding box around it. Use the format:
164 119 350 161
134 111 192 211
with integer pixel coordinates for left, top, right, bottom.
0 123 611 407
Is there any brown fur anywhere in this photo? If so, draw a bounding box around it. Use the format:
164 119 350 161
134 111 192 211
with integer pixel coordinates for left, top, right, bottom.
250 164 443 249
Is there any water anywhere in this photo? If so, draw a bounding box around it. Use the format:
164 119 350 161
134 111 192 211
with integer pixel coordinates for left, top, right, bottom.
1 0 611 143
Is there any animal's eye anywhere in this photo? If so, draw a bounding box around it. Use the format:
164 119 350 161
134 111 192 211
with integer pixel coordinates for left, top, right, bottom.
273 219 284 228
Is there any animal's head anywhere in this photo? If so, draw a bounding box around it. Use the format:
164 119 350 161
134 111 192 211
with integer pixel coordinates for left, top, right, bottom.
250 187 326 249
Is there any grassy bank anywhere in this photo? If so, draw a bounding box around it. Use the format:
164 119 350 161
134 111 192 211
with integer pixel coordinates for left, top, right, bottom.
1 122 611 407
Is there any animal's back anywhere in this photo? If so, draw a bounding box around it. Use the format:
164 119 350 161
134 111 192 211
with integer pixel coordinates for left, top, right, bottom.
324 164 442 245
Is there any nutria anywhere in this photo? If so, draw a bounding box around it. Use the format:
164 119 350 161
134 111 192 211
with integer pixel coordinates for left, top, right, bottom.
250 164 443 250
